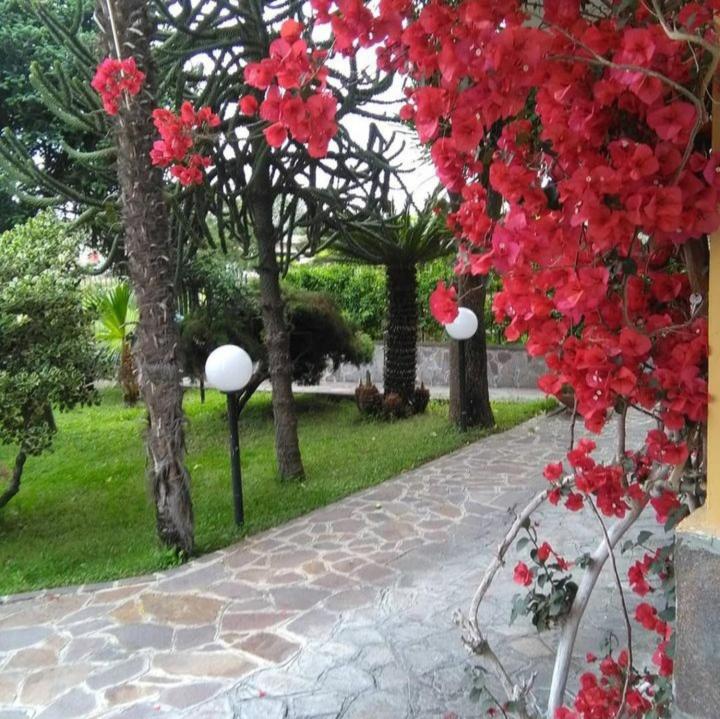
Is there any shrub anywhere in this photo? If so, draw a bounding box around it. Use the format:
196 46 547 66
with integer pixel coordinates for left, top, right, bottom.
0 213 100 507
178 254 372 391
286 262 386 338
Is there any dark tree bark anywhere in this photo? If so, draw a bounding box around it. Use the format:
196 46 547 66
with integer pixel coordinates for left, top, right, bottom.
449 273 495 429
0 450 27 509
97 0 194 553
249 148 305 480
384 264 418 401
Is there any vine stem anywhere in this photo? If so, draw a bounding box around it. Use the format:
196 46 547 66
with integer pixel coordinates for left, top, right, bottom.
587 498 633 717
546 492 650 716
546 459 682 716
462 478 573 719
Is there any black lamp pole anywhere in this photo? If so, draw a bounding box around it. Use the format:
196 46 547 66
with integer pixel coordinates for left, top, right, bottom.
458 338 468 432
226 391 244 525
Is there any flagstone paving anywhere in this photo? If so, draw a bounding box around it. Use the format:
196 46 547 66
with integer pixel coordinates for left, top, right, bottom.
0 409 655 719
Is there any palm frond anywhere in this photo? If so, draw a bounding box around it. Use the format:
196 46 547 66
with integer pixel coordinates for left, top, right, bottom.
334 198 455 268
94 282 139 359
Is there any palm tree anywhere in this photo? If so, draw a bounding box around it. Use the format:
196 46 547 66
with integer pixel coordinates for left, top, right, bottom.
335 201 455 405
94 282 139 405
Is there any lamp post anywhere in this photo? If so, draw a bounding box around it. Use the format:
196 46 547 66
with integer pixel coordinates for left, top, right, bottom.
205 345 253 526
446 307 479 432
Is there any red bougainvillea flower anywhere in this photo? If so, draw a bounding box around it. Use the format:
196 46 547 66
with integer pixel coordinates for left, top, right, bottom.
628 550 660 596
170 153 211 187
264 122 288 148
429 281 458 324
635 602 659 631
650 489 683 524
239 95 259 115
537 542 553 563
645 430 689 467
275 4 720 711
652 638 674 676
543 462 563 481
513 561 533 587
150 101 220 186
91 57 145 115
241 20 336 156
564 493 584 512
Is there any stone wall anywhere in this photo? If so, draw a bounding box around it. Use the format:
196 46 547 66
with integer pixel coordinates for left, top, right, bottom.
322 342 545 389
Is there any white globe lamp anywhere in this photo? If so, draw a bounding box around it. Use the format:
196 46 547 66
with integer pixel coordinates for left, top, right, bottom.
205 344 253 393
445 307 478 340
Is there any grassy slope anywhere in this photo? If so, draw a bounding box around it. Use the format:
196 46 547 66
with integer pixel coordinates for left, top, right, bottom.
0 389 553 595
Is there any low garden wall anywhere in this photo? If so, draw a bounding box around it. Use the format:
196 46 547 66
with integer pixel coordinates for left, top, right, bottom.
322 342 546 389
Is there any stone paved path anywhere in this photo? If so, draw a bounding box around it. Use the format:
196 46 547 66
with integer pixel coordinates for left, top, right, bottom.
0 410 654 719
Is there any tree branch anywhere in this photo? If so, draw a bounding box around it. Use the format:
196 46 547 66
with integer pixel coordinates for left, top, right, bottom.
0 450 28 509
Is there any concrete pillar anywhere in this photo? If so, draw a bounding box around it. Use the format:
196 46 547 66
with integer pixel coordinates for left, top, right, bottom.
674 513 720 718
674 41 720 718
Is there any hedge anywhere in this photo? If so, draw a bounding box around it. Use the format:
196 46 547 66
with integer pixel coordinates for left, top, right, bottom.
285 260 507 343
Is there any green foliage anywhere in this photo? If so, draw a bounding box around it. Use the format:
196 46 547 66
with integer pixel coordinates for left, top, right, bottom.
0 0 99 232
91 282 138 362
0 213 99 457
178 253 372 385
286 260 507 343
0 388 553 594
286 262 387 338
334 202 455 267
284 287 374 384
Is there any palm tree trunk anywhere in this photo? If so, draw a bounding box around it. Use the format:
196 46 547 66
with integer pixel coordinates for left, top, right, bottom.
119 341 139 405
249 146 304 480
384 264 418 402
97 0 193 554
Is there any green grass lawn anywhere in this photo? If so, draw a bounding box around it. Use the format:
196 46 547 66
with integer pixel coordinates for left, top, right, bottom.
0 389 553 596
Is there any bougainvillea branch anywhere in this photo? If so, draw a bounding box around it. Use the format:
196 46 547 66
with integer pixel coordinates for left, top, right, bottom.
263 1 719 715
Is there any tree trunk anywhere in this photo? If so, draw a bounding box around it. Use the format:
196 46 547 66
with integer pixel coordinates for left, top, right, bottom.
384 264 418 402
449 273 495 428
0 450 27 509
97 0 194 554
249 147 305 480
119 340 140 405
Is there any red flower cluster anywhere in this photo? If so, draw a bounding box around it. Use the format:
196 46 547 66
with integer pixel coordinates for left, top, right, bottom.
543 439 649 519
305 0 716 441
241 20 337 157
555 649 653 719
628 551 658 597
429 281 458 324
535 541 570 570
291 1 718 714
512 561 533 587
91 57 145 115
150 101 220 186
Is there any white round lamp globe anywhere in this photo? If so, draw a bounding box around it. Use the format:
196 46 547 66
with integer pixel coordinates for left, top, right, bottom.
445 307 479 341
205 345 253 393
